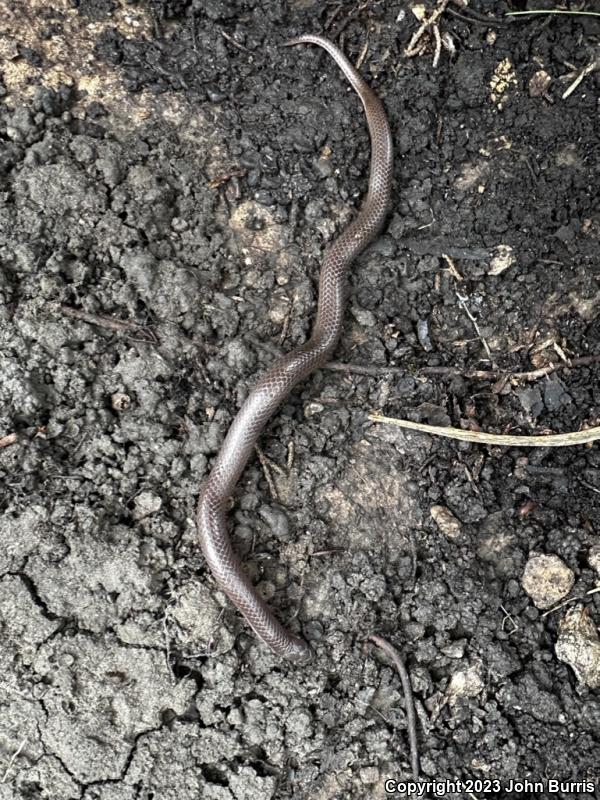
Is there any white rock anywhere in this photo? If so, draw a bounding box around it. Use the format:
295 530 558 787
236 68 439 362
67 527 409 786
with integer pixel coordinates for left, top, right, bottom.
522 553 574 609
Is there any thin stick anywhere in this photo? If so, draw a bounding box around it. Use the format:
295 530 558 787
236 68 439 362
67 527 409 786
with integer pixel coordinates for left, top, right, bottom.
442 253 463 282
432 22 443 69
541 596 579 618
327 353 600 382
1 738 27 783
59 305 157 342
541 587 600 618
448 6 509 26
325 361 406 376
368 413 600 447
499 604 519 635
421 354 600 383
456 292 494 363
261 340 600 384
356 38 369 71
254 445 279 500
405 0 450 63
220 30 252 53
506 10 600 18
369 634 420 781
562 58 599 99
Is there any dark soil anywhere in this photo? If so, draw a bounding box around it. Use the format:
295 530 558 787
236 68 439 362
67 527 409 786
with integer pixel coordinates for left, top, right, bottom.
1 1 599 798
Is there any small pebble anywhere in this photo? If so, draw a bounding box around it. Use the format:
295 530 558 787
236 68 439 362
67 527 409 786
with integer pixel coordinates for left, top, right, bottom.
359 766 380 785
431 505 461 539
441 640 466 659
417 318 433 351
446 663 484 704
521 553 574 609
304 402 324 417
111 392 131 411
133 491 162 519
556 605 600 689
488 243 515 275
588 544 600 575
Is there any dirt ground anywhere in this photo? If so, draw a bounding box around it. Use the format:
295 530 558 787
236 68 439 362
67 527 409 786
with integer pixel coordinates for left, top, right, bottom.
1 0 599 798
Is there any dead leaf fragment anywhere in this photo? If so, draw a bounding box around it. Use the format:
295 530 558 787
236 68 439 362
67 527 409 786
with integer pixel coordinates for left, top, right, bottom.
529 70 551 98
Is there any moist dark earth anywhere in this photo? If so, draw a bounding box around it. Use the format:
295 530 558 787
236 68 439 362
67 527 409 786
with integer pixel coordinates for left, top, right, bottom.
1 0 599 798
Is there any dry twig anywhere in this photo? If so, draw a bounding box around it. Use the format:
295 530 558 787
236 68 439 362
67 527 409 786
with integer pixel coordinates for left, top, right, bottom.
369 412 600 447
1 738 27 784
254 445 280 500
506 9 600 18
404 0 453 68
562 57 599 99
421 354 600 384
455 291 494 364
220 30 252 53
369 634 420 781
59 305 157 342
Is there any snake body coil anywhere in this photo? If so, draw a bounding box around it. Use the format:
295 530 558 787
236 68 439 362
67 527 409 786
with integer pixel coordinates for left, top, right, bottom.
196 34 393 661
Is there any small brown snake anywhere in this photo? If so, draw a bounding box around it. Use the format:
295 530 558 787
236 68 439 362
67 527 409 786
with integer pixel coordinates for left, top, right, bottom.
196 34 393 661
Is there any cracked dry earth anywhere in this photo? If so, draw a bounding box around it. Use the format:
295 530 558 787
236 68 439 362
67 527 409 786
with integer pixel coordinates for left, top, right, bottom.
1 1 600 799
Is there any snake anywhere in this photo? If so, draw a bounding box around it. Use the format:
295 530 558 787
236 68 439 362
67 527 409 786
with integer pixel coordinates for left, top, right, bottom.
196 34 393 662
